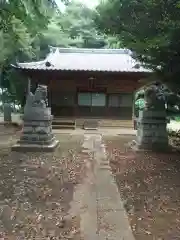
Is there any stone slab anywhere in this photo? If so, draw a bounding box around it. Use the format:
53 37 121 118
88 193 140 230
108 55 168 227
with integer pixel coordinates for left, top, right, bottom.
79 184 98 240
98 210 136 240
130 140 171 152
11 140 59 152
83 120 99 130
84 127 98 130
139 119 168 124
83 133 135 240
139 110 166 118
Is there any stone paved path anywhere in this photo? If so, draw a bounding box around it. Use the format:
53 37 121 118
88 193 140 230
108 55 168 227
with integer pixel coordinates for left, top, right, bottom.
70 132 135 240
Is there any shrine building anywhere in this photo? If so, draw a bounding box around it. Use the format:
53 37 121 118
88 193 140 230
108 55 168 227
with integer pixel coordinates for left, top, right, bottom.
12 47 151 127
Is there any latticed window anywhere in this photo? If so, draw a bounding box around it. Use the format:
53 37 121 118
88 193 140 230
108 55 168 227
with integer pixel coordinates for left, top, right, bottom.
108 93 132 107
78 92 106 107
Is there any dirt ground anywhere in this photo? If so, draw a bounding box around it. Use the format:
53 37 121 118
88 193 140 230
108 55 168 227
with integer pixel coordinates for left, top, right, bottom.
104 135 180 240
2 125 180 239
0 126 86 240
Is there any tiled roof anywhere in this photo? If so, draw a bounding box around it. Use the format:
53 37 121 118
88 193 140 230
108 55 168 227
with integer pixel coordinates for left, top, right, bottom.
12 47 152 73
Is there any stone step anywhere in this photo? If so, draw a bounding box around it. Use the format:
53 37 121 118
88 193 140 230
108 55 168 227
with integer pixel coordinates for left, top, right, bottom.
76 119 133 128
83 120 99 130
52 119 76 129
53 119 75 124
53 121 75 126
52 118 133 129
99 120 133 127
52 125 75 130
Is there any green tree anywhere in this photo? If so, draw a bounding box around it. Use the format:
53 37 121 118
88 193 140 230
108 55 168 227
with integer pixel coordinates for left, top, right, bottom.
46 2 107 49
0 0 55 65
36 1 109 61
95 0 180 91
0 0 59 105
105 36 122 49
0 0 122 107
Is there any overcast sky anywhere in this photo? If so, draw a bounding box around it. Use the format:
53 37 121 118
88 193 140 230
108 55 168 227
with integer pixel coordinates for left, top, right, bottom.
55 0 99 10
75 0 99 8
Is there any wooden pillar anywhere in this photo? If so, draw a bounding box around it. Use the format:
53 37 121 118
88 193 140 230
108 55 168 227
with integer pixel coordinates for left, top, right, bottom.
74 89 78 118
132 91 136 120
23 77 31 107
48 79 52 108
30 80 37 94
27 78 31 95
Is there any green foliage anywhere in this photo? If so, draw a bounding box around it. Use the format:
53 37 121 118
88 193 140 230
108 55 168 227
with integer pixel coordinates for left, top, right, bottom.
40 1 121 51
0 0 121 106
42 2 107 49
105 36 122 49
0 0 54 65
0 0 58 105
96 0 180 91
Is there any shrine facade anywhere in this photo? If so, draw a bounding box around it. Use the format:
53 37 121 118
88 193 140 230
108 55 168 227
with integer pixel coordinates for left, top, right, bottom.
12 47 151 119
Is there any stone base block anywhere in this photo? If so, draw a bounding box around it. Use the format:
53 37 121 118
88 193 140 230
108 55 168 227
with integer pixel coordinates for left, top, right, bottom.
129 140 171 152
18 136 55 145
11 139 59 152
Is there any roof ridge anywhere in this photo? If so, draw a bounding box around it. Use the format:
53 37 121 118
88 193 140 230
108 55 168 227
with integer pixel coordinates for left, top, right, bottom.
12 46 151 73
49 46 131 55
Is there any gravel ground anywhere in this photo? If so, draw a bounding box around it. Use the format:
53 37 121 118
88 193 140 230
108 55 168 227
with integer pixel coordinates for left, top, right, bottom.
0 128 86 239
104 135 180 240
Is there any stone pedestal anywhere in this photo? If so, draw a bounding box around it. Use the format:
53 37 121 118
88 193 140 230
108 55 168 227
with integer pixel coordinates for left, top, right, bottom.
136 110 169 151
4 103 12 123
12 107 59 152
